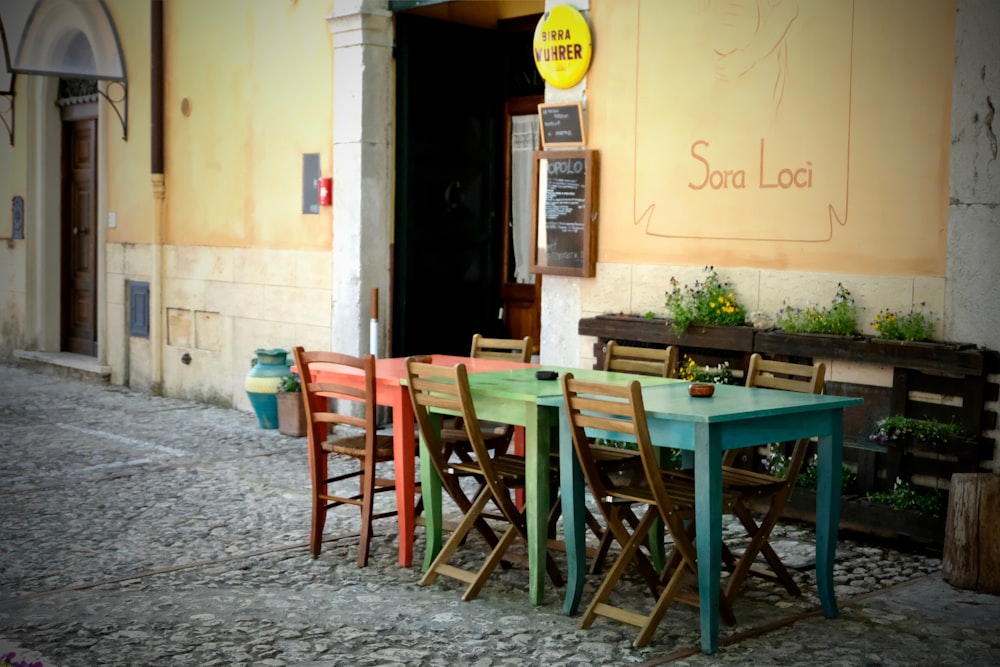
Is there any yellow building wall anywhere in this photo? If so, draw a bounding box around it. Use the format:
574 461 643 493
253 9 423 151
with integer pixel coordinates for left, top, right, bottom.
0 75 28 357
588 0 954 277
96 0 335 404
164 0 334 250
104 0 154 246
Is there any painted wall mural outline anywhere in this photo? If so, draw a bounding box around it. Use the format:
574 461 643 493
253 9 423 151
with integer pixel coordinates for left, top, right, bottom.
633 0 854 243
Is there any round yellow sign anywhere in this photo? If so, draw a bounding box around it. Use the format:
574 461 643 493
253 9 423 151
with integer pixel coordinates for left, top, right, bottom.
533 5 593 89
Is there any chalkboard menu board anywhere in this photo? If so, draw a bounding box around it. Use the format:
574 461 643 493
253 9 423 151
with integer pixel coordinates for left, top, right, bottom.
531 149 598 277
538 102 585 149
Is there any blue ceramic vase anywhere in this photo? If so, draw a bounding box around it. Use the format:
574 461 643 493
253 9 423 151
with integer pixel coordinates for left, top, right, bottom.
245 348 291 429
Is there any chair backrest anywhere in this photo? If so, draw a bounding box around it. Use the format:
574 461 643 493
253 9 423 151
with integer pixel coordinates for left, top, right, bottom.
737 353 827 473
603 341 678 378
561 372 689 535
470 334 533 362
292 346 378 442
744 353 826 395
406 357 490 479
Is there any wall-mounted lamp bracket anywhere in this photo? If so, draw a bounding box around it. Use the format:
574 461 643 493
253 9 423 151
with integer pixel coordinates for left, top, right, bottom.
96 79 128 141
0 92 13 146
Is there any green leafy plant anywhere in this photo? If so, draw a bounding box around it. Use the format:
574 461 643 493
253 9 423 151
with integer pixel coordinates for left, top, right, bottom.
665 266 746 335
872 304 937 341
869 415 966 446
277 373 300 393
762 445 856 492
867 477 944 516
675 355 740 385
775 283 860 336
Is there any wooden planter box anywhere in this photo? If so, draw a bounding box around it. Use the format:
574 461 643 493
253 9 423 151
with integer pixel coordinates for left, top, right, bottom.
781 487 947 548
579 314 998 544
579 315 756 373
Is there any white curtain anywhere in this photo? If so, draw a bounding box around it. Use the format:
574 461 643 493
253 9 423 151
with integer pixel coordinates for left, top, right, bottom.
511 114 540 284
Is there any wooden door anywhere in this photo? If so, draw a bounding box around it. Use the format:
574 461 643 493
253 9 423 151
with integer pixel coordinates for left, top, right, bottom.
499 19 544 353
61 103 98 356
393 15 503 357
500 97 543 352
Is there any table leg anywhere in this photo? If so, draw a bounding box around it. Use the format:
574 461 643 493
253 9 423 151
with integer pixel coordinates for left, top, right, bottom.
420 413 444 571
513 426 526 509
559 409 587 615
694 424 722 655
815 413 844 618
525 405 554 605
391 394 416 567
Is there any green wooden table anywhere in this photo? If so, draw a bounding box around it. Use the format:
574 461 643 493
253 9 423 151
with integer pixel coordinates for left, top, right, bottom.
414 366 677 605
543 380 863 654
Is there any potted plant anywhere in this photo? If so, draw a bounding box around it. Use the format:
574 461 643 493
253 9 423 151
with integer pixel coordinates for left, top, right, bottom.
665 265 748 336
276 373 306 437
774 283 861 337
869 415 976 458
871 303 938 342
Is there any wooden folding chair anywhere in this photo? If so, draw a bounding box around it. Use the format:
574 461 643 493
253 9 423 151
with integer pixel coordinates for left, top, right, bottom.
603 340 678 378
719 353 826 606
406 357 563 601
586 342 680 573
438 334 533 459
293 346 413 567
561 373 721 648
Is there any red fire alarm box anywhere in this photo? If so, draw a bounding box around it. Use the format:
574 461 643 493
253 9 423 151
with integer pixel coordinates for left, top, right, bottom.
318 177 332 206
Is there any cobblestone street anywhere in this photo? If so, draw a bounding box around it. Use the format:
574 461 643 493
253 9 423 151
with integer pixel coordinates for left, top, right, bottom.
2 364 998 666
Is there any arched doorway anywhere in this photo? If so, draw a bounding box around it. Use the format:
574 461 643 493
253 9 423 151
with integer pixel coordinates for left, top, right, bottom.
3 0 128 361
58 79 100 355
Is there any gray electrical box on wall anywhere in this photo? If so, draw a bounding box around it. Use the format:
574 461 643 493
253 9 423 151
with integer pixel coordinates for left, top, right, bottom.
302 153 320 214
12 196 24 239
129 281 150 338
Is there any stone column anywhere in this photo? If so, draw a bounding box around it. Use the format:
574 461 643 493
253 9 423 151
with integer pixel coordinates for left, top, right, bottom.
539 0 590 366
327 1 393 358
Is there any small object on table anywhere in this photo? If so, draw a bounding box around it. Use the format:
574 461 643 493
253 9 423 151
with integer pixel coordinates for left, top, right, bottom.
688 382 715 398
536 370 559 381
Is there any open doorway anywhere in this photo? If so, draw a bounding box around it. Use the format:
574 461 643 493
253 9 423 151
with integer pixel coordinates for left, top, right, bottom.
391 8 543 357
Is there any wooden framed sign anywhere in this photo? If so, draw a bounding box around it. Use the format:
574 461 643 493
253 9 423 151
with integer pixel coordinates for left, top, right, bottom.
530 149 598 277
538 102 585 149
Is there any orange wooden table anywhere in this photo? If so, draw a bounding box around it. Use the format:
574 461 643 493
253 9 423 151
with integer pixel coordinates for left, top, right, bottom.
297 354 535 567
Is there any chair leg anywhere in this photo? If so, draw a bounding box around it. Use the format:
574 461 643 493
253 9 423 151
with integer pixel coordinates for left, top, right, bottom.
357 457 377 567
661 520 738 627
581 510 658 630
724 500 800 604
634 552 691 648
463 525 519 601
420 490 492 588
588 517 613 575
310 455 329 558
310 494 326 558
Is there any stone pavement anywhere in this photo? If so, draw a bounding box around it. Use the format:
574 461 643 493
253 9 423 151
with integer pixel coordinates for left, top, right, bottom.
1 363 999 667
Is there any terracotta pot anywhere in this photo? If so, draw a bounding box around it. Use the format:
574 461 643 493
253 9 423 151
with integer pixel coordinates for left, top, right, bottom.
276 391 306 437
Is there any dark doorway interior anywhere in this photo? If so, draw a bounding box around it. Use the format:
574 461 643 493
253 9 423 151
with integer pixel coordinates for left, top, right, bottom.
392 14 504 357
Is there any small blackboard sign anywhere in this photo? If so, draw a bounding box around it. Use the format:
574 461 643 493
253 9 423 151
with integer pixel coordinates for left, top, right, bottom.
538 102 586 149
531 149 598 277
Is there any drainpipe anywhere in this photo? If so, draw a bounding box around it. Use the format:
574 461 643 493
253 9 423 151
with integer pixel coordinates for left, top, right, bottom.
150 0 164 392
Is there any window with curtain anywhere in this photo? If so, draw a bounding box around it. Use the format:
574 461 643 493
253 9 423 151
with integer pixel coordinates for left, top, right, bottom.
511 114 540 284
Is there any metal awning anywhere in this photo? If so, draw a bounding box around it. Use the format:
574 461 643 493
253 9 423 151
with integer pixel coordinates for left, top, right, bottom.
0 0 128 143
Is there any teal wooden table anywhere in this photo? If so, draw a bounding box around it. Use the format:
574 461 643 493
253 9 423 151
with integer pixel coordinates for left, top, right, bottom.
543 381 863 654
415 366 677 606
